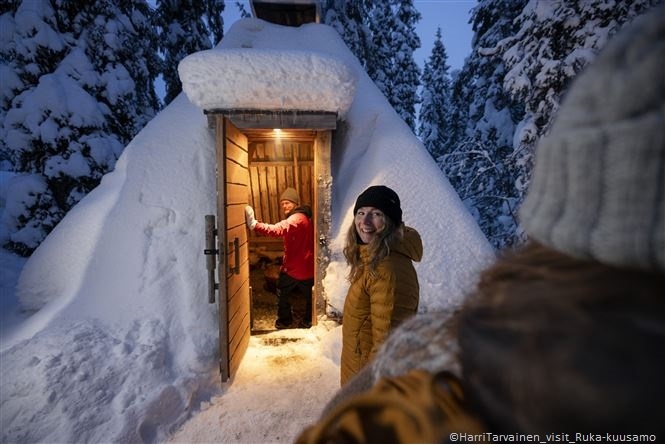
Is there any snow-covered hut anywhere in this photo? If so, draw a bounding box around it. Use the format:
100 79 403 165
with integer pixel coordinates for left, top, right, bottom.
178 13 494 381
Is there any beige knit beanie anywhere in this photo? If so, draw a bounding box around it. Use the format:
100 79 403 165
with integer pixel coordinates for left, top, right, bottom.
519 6 664 270
279 187 300 204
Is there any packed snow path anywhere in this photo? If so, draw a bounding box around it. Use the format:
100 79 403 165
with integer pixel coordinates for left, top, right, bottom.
167 319 342 443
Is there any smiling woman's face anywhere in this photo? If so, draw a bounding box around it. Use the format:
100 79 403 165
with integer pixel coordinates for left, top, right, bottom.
354 207 386 244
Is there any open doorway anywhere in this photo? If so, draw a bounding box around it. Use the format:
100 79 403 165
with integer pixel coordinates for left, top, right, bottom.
205 111 334 381
246 130 316 333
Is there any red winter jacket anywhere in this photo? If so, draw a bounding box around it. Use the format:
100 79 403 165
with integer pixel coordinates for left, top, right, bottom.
253 206 314 281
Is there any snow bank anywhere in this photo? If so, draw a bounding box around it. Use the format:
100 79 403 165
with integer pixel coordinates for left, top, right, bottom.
2 95 220 443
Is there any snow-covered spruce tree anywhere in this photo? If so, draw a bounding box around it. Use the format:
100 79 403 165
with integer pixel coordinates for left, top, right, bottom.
390 0 421 131
1 1 72 252
324 0 420 129
365 0 421 130
501 0 661 204
155 0 224 106
1 0 54 171
440 0 659 250
80 0 161 141
204 0 225 39
365 1 396 97
234 0 251 18
439 0 527 250
1 0 161 256
418 27 451 160
322 0 371 68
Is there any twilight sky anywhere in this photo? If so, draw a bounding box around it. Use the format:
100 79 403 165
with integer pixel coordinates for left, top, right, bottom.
226 0 476 70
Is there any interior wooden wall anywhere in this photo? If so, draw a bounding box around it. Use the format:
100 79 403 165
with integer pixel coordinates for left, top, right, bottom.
248 137 315 251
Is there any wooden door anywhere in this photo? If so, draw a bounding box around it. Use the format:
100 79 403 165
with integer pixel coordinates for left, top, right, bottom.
216 117 251 382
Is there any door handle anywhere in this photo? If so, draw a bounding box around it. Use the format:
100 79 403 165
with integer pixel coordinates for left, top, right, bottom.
228 237 240 275
204 215 219 303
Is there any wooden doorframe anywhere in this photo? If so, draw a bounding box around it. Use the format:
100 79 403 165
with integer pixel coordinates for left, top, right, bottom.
313 130 332 320
206 109 336 382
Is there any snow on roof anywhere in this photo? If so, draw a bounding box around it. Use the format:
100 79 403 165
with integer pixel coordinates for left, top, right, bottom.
179 48 356 115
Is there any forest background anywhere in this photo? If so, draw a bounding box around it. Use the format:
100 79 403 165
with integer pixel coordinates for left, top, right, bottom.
1 0 660 257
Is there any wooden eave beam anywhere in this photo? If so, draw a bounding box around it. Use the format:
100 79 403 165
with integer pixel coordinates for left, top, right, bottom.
205 109 338 131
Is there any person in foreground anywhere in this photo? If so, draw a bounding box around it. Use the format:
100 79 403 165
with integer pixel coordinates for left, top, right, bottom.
340 185 423 386
245 188 314 329
297 5 664 443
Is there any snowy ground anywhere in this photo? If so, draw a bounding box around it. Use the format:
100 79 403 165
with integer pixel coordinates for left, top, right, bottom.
0 247 27 341
1 245 344 443
167 320 342 443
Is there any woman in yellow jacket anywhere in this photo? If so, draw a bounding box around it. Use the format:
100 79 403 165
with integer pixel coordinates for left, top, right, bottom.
340 185 422 386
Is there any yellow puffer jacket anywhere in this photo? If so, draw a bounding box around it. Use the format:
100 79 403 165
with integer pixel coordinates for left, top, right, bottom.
340 226 423 386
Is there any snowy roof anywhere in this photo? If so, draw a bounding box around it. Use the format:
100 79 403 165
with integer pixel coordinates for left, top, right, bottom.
179 48 356 115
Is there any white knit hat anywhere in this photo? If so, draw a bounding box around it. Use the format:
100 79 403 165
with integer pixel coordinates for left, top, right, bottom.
519 7 664 270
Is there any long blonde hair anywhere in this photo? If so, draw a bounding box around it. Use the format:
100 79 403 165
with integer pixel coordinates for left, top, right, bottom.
343 217 403 282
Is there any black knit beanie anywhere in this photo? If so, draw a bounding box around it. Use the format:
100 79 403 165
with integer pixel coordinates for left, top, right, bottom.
353 185 402 225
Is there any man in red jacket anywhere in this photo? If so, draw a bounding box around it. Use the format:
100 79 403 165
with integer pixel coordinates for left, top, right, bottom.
245 188 314 329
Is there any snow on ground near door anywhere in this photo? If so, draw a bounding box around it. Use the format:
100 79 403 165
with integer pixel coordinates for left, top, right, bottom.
167 320 342 443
